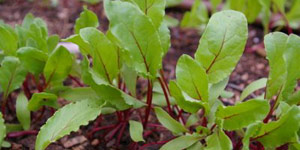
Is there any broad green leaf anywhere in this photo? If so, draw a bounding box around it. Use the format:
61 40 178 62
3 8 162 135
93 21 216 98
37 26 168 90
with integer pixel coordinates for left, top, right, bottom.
35 99 104 150
181 0 208 28
227 0 262 23
165 0 183 7
208 77 229 103
1 141 11 148
169 81 207 113
216 99 269 130
161 134 202 150
43 46 73 85
259 0 271 34
104 0 163 78
187 142 203 150
0 56 26 99
185 114 199 127
80 27 119 83
0 113 5 147
58 87 98 102
47 35 60 53
129 120 145 142
17 47 48 75
264 32 288 99
240 78 267 101
287 0 300 23
28 92 58 111
0 26 18 55
211 0 222 13
273 0 286 12
286 90 300 105
74 6 99 34
220 90 234 99
195 10 248 84
205 128 232 150
16 93 31 130
176 54 208 101
245 106 300 149
158 22 171 55
163 15 179 27
121 64 137 96
154 107 187 134
282 34 300 100
62 34 91 55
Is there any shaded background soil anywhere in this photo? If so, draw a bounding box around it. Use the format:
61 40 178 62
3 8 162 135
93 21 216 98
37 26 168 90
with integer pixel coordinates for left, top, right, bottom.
0 0 272 149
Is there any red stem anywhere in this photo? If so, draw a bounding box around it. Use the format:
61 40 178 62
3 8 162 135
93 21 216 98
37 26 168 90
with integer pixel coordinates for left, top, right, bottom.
143 79 153 129
7 130 38 138
22 74 32 99
68 75 84 87
116 123 127 146
158 77 173 116
140 139 174 149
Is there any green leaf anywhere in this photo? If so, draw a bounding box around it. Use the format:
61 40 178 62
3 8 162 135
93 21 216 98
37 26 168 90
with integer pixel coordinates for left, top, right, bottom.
208 77 229 103
185 114 199 128
80 27 119 83
1 141 11 148
244 106 300 149
16 93 31 130
264 32 288 99
47 35 60 53
286 90 300 105
129 120 145 142
158 22 171 55
287 0 300 22
104 0 163 78
181 0 208 28
161 134 201 150
28 92 58 111
17 47 48 75
5 124 23 133
0 25 18 55
240 78 267 101
169 81 207 113
35 99 104 150
195 10 248 84
273 0 286 12
216 99 269 130
166 0 183 7
43 46 73 85
121 64 137 96
0 56 27 99
154 107 187 134
163 15 179 27
259 0 271 34
211 0 222 13
62 34 91 55
205 128 232 150
74 6 99 34
176 54 208 101
187 142 203 150
220 90 234 99
0 113 5 147
58 87 98 102
228 0 262 23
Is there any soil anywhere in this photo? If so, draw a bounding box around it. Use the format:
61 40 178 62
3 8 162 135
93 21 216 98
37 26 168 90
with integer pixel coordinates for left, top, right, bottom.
0 0 272 149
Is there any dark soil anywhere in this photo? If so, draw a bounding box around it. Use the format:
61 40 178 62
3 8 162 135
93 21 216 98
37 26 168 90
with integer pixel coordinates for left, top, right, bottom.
0 0 270 149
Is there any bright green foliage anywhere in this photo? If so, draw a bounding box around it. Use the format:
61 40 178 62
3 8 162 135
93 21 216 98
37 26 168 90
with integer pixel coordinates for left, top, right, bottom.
165 0 183 7
35 99 104 150
58 87 98 102
205 128 232 150
129 120 145 142
63 34 91 55
155 107 188 134
227 0 262 23
0 113 5 147
74 6 99 34
121 64 137 96
80 27 119 83
169 81 207 113
216 99 269 130
0 56 26 99
160 134 202 150
211 0 222 13
259 0 271 34
176 54 208 101
17 47 48 75
287 0 300 24
181 0 208 28
28 92 58 111
43 46 73 86
16 93 31 130
243 106 300 149
104 0 163 78
195 10 248 84
273 0 286 12
0 25 18 55
240 78 267 101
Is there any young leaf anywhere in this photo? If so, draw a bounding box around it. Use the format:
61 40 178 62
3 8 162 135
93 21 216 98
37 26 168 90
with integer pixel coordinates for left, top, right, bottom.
47 35 60 53
286 90 300 105
264 32 288 99
181 0 208 28
227 0 262 23
211 0 222 13
80 27 119 83
161 134 202 150
216 99 269 130
0 25 18 55
74 6 99 34
104 0 163 78
176 54 208 101
259 0 271 34
240 78 267 101
0 113 5 147
35 99 104 150
58 87 98 102
28 92 58 111
129 120 145 142
154 107 187 134
195 10 248 84
169 81 208 113
0 56 27 99
62 34 92 55
245 106 300 149
17 47 48 75
205 128 232 150
16 93 31 130
43 46 73 86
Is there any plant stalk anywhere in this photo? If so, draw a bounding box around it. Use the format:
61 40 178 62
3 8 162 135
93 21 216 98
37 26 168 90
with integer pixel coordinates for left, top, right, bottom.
143 79 153 129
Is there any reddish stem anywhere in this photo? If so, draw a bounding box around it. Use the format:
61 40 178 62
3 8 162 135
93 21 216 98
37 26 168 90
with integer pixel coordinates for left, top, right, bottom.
116 123 127 146
7 130 38 138
158 77 173 116
22 74 32 99
68 75 84 87
140 139 173 149
88 124 115 138
143 79 153 129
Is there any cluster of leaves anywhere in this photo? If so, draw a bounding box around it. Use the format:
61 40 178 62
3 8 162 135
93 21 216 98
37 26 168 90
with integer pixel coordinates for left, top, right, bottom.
0 0 300 150
181 0 300 34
